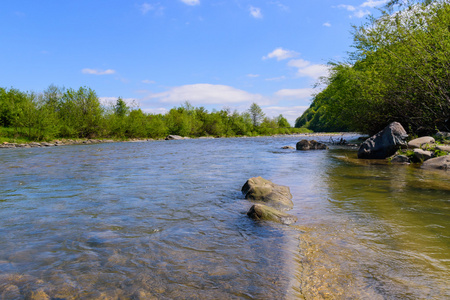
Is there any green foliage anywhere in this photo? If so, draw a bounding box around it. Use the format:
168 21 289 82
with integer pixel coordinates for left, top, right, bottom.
296 0 450 135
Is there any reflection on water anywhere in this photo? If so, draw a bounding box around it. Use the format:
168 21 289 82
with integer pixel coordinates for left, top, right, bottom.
0 137 449 299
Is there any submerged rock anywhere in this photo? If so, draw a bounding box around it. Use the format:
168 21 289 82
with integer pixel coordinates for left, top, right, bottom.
242 176 293 210
390 155 410 163
408 136 435 149
247 204 297 225
296 140 328 150
421 155 450 171
358 122 408 159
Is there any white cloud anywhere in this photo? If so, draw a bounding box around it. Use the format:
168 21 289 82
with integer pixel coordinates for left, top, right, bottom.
274 88 315 99
323 22 331 27
180 0 200 6
250 6 263 19
361 0 388 8
338 4 356 11
142 79 156 84
263 106 310 127
82 68 116 75
288 59 329 79
263 48 299 61
353 9 370 18
145 84 267 105
139 3 154 14
142 107 169 115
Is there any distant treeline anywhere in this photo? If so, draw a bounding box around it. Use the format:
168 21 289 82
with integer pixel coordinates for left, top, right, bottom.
295 0 450 135
0 85 308 142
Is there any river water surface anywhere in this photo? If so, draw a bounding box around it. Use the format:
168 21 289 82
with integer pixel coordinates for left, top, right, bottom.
0 136 449 299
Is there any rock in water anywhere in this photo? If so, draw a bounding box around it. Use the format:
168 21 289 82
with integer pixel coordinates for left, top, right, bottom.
421 155 450 171
408 136 435 149
247 204 297 225
358 122 408 159
242 176 293 210
296 139 328 150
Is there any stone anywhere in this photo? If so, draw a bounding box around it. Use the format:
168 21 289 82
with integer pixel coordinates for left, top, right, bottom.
436 145 450 153
421 155 450 171
165 135 184 140
413 149 433 162
408 136 435 149
242 176 293 210
435 131 450 139
390 155 410 163
282 146 295 149
296 139 328 150
247 204 297 225
358 122 408 159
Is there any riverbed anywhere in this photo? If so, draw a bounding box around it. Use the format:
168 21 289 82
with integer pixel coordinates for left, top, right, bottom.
0 136 449 299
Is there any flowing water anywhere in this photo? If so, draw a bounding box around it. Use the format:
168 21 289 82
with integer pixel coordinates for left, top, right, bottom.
0 136 448 299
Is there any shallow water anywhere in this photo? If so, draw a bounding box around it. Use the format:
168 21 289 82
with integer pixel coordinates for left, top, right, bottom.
0 136 449 299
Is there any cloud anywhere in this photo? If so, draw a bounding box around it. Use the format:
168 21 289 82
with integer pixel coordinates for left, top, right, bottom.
180 0 200 6
250 6 263 19
142 79 156 84
263 48 299 61
82 68 116 75
145 84 267 105
274 88 315 99
338 4 356 11
361 0 388 8
139 3 154 14
354 9 370 18
288 59 329 79
99 97 138 107
323 22 331 27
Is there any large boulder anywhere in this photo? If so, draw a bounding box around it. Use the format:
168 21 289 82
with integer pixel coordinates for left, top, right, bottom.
436 145 450 153
412 149 433 162
247 204 297 225
421 155 450 171
358 122 408 159
408 136 435 149
296 139 328 150
242 176 293 210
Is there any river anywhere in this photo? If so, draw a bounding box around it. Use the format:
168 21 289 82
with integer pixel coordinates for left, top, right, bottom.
0 135 449 299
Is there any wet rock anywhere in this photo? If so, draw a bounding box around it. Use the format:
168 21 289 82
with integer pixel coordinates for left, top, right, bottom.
390 155 410 163
1 284 21 299
242 176 293 210
40 142 54 147
165 135 184 140
413 149 433 162
29 142 42 147
25 289 50 300
421 155 450 171
358 122 408 159
296 139 328 150
247 204 297 225
408 136 435 149
282 146 295 149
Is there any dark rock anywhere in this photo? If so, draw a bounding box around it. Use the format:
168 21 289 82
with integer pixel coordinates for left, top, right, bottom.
390 155 410 163
421 155 450 171
296 139 328 150
247 204 297 225
358 122 408 159
435 131 450 139
408 136 435 149
242 176 293 210
165 135 184 140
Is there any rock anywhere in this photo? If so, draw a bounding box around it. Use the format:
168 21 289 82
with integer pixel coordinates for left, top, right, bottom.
435 131 450 139
282 146 295 149
165 135 184 140
247 204 297 225
296 139 328 150
242 177 293 210
40 142 54 147
421 155 450 171
436 145 450 153
390 155 410 163
358 122 408 159
413 149 433 162
408 136 435 149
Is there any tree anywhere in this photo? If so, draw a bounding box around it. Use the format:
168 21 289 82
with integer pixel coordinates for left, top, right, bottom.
248 103 265 127
114 97 129 117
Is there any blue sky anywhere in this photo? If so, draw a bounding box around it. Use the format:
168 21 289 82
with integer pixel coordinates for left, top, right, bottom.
1 0 387 125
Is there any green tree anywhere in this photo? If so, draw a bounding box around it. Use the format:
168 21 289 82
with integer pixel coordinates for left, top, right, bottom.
248 103 265 127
